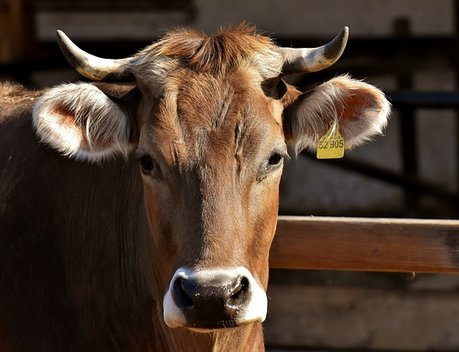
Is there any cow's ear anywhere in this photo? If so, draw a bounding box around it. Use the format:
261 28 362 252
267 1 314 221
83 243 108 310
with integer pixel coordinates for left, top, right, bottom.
33 82 140 162
283 75 390 155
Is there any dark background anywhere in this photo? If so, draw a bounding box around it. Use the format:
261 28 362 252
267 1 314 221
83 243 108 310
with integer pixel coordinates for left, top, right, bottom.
2 1 459 350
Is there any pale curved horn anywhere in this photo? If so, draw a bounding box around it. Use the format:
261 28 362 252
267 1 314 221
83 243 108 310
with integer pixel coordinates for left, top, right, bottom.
277 27 349 74
56 30 133 81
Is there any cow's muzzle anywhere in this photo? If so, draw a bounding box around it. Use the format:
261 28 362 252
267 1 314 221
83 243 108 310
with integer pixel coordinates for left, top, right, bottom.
163 267 267 330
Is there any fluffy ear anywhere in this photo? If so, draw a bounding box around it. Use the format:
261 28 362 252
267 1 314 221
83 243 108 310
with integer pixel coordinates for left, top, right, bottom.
33 83 139 162
283 75 390 155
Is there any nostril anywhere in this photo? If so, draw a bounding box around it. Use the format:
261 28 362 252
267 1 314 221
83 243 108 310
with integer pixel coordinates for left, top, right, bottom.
172 277 194 309
228 276 249 307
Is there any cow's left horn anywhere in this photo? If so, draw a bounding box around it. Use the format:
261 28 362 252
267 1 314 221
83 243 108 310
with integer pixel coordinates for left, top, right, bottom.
277 27 349 74
56 30 132 81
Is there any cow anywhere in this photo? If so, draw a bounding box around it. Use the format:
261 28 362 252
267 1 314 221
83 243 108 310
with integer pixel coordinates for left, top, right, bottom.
0 25 390 352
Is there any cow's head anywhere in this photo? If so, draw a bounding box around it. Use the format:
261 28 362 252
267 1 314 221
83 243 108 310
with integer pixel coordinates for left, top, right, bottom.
33 26 389 331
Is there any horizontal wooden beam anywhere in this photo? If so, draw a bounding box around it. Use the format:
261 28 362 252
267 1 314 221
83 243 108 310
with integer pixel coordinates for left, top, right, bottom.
270 216 459 273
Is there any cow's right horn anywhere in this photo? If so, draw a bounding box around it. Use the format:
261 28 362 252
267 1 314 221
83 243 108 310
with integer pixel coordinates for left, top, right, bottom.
277 27 349 74
56 30 133 81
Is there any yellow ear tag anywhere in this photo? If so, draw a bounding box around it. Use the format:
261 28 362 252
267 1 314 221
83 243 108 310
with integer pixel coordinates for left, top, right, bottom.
316 121 345 159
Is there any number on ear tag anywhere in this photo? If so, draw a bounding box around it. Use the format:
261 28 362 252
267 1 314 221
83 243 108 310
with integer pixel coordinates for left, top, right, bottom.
316 122 345 159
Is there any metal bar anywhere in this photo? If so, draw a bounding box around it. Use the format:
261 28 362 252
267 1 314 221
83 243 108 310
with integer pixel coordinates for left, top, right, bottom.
393 18 419 215
387 91 459 109
454 0 459 202
303 154 459 206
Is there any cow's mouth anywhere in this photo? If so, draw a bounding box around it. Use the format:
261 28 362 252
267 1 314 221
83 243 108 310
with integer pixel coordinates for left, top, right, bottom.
187 319 240 333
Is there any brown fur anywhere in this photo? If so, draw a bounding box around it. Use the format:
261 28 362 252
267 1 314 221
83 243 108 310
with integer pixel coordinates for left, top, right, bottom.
0 72 282 352
0 92 156 351
0 83 41 120
132 35 286 346
139 24 275 74
0 26 389 352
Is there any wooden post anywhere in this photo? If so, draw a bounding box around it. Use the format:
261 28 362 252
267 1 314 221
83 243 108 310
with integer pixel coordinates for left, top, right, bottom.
0 0 36 79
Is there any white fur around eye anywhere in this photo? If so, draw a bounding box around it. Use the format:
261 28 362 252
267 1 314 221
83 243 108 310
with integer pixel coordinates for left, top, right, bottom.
33 83 133 162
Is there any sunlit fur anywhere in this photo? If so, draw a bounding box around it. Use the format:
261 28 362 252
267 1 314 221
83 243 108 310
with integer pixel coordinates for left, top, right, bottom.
0 83 41 117
285 75 391 155
20 25 391 352
130 24 284 90
33 83 133 161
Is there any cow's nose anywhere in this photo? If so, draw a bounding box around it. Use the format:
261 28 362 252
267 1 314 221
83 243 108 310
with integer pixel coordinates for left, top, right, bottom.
171 272 250 328
163 267 267 329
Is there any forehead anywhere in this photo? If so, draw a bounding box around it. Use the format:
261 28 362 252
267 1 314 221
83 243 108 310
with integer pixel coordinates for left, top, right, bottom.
130 24 284 95
133 25 286 163
173 69 281 129
143 69 284 165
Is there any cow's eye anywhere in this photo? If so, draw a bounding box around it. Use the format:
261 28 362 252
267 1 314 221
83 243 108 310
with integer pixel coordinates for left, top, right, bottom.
136 153 155 175
258 150 285 182
268 152 283 167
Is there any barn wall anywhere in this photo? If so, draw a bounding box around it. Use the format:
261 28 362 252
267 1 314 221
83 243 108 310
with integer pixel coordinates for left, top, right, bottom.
36 0 454 39
265 271 459 350
30 0 457 217
2 1 459 350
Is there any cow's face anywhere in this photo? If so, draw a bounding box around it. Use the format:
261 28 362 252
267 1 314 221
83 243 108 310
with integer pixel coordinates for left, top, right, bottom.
33 26 390 331
134 67 286 328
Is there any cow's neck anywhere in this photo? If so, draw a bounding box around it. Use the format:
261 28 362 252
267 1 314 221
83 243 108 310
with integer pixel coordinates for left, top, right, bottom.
151 303 265 352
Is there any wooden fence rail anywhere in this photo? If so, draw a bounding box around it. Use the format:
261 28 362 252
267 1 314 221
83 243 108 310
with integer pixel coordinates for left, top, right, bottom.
270 216 459 273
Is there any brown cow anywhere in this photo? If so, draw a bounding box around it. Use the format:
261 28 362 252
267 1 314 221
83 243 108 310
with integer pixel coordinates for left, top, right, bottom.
0 25 390 351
